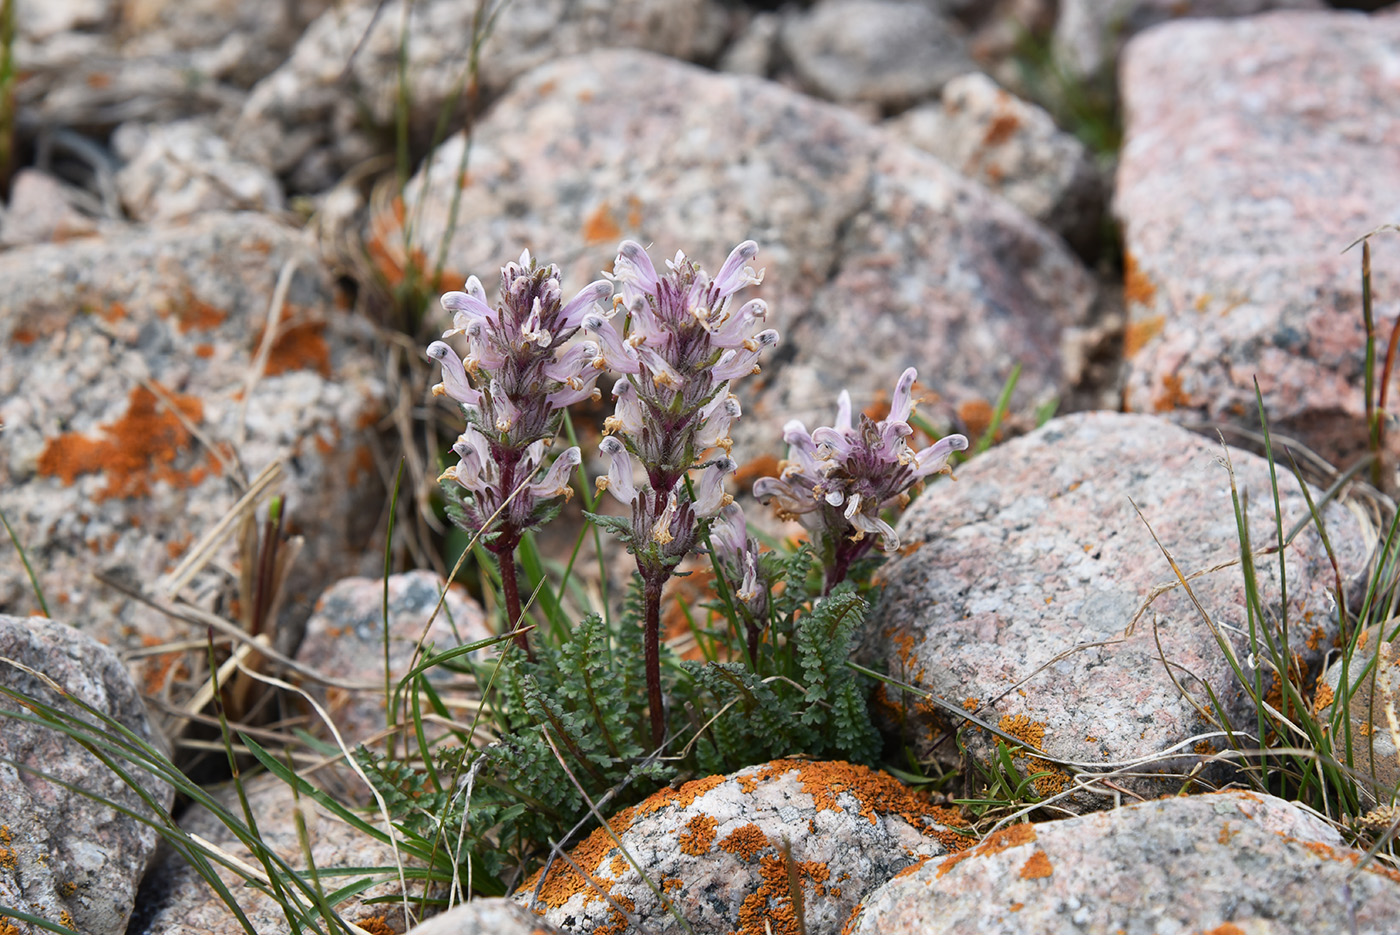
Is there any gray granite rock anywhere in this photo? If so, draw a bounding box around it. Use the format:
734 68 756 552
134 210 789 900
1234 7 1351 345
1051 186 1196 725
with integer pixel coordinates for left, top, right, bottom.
779 0 976 109
0 614 174 935
887 71 1105 255
295 571 492 750
845 791 1399 934
407 899 564 935
385 49 1098 463
16 0 327 133
0 213 385 690
0 169 101 248
113 120 285 223
1116 11 1400 458
873 411 1367 810
234 0 730 191
1053 0 1323 80
516 759 973 935
129 772 423 935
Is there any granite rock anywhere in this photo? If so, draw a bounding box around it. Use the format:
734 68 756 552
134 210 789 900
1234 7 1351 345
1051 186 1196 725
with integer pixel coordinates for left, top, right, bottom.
1053 0 1323 80
0 614 174 935
0 213 386 687
887 72 1105 256
113 120 286 223
129 772 424 935
844 791 1400 934
234 0 730 191
1314 625 1400 802
0 169 101 248
382 49 1098 462
778 0 976 110
517 760 972 935
873 411 1368 809
295 571 493 750
406 898 564 935
1116 10 1400 459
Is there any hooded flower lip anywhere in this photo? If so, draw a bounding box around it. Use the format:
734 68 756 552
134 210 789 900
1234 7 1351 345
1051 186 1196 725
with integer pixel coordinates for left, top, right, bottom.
755 367 968 554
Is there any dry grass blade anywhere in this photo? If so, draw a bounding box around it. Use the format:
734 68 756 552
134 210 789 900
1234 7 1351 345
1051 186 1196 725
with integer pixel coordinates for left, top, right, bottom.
236 256 302 449
160 461 285 600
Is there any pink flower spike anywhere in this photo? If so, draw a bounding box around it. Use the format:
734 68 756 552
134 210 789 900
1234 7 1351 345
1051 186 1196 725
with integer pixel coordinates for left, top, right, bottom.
606 378 644 435
612 241 660 303
529 447 581 500
812 426 854 462
913 434 969 478
710 502 749 564
441 282 494 337
427 341 482 406
582 313 642 374
711 329 778 380
543 341 598 383
707 298 769 348
545 369 602 408
692 457 737 517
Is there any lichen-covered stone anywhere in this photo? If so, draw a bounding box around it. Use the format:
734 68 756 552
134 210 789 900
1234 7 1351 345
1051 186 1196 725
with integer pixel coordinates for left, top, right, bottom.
234 0 730 190
887 72 1104 256
0 614 174 935
128 772 422 935
517 760 972 935
384 49 1098 459
0 212 385 687
778 0 975 108
0 169 102 248
295 571 493 749
1116 10 1400 459
874 411 1367 810
844 791 1399 934
113 120 285 222
406 898 564 935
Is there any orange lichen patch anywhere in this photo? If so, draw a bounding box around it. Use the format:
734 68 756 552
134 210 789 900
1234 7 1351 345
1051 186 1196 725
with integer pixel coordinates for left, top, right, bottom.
1122 314 1165 357
983 111 1021 147
1194 740 1215 756
719 823 771 862
962 697 980 712
522 804 638 909
1153 373 1193 413
595 893 637 935
735 452 780 488
255 307 331 377
349 445 375 487
958 398 994 440
0 922 18 935
609 853 628 877
194 343 215 359
734 853 832 935
1311 682 1335 715
364 197 463 292
172 289 227 333
37 385 211 501
661 876 683 893
890 854 932 881
1306 625 1327 651
583 204 623 245
1218 822 1237 846
1123 252 1156 306
635 774 727 817
1018 849 1053 879
678 814 718 856
351 915 395 935
1199 925 1245 935
0 846 15 870
12 327 36 345
998 715 1046 749
625 196 643 230
0 826 10 846
737 760 970 833
936 822 1037 879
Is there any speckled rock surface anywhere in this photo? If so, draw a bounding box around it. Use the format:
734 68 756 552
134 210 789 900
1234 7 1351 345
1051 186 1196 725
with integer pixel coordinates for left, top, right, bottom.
16 0 327 132
385 50 1098 455
406 898 563 935
295 571 492 749
0 169 102 248
128 772 422 935
1315 625 1400 802
1116 11 1400 458
113 120 285 222
234 0 729 190
0 212 385 681
1053 0 1322 80
778 0 975 108
0 614 174 935
887 72 1105 256
874 411 1368 809
516 760 972 935
844 790 1400 934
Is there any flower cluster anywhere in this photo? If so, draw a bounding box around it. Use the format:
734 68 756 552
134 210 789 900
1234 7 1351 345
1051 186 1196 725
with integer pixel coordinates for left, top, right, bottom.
428 251 610 540
754 367 968 590
589 240 776 573
428 252 610 651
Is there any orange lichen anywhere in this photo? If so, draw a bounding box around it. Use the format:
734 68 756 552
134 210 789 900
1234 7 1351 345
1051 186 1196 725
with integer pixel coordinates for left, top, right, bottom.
0 922 18 935
737 761 966 832
1199 925 1245 935
718 824 771 862
635 774 727 817
734 853 831 935
0 846 15 871
172 289 227 333
958 398 994 440
890 854 932 881
1311 681 1336 715
609 854 628 877
351 916 395 935
998 714 1046 749
1018 849 1053 879
1218 822 1237 846
1122 314 1165 357
1123 252 1156 306
963 697 980 712
937 822 1037 879
678 814 718 856
36 385 211 500
583 204 623 245
521 804 638 909
1153 372 1194 413
982 112 1021 147
255 307 331 377
12 327 36 345
1194 740 1215 756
